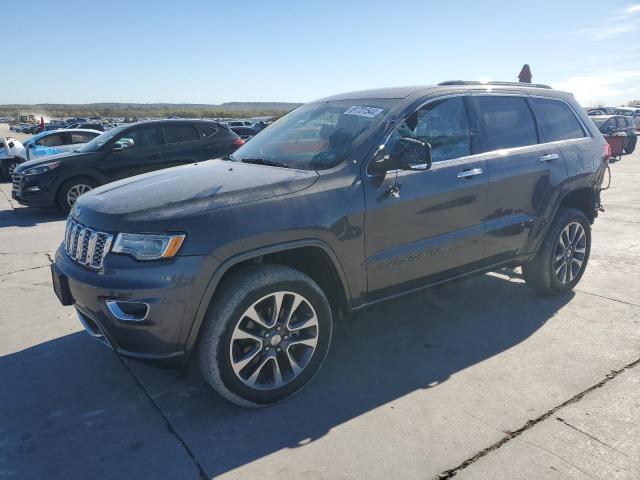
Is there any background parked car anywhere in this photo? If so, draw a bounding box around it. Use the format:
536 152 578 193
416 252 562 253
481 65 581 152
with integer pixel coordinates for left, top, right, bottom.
65 122 105 131
0 138 25 178
613 107 640 130
23 128 102 160
227 120 254 128
0 129 102 178
590 115 637 154
12 119 245 211
229 126 256 140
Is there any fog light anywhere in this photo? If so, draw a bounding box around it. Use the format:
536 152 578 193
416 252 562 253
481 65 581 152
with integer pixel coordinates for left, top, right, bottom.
25 186 40 192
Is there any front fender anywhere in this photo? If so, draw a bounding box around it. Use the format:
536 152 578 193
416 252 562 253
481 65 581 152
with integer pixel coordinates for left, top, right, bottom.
181 239 351 361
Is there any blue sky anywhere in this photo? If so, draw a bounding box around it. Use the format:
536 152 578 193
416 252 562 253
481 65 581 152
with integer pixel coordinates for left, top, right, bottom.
2 0 639 106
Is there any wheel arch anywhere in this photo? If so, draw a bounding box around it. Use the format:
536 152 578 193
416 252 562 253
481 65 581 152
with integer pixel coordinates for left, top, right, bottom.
184 239 352 359
54 173 102 208
558 187 597 224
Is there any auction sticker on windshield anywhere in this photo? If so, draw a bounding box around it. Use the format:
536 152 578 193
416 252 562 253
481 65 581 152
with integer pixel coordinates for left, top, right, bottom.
344 106 385 118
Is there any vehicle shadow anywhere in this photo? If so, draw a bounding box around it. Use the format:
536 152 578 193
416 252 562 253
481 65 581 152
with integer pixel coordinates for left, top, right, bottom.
0 274 573 479
128 273 574 477
0 206 66 228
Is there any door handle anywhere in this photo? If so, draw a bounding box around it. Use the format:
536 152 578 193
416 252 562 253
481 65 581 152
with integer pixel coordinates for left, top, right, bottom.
539 153 560 163
457 168 483 179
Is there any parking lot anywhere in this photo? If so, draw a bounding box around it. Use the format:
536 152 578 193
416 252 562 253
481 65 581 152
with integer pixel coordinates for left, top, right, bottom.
1 119 639 479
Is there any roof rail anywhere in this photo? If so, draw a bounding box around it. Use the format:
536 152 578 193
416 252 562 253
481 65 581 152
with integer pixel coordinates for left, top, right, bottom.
438 80 552 89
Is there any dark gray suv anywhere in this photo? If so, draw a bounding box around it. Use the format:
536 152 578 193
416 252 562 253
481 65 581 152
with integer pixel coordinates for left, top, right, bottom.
52 81 609 406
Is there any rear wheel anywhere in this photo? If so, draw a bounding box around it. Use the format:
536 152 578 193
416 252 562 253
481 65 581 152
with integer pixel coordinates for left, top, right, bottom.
198 264 333 407
624 136 636 154
523 208 591 294
57 178 97 213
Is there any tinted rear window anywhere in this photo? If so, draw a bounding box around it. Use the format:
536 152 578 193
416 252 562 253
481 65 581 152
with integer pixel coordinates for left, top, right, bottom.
198 125 219 137
529 98 585 142
476 96 538 151
164 125 201 143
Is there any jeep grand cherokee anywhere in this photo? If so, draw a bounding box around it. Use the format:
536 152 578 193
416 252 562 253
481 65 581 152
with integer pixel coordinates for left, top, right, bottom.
51 81 609 407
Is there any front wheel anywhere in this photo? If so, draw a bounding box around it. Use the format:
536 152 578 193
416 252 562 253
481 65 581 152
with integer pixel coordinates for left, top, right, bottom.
57 178 97 213
523 207 591 294
198 264 333 407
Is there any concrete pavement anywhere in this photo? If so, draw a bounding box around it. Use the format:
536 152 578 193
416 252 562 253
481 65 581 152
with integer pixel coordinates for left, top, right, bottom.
1 124 638 479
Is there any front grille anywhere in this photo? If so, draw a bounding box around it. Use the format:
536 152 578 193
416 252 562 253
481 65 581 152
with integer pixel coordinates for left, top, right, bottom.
12 173 21 191
64 217 113 270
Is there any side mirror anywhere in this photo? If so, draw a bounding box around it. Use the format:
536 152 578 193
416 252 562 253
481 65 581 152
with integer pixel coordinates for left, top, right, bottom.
111 143 124 152
369 137 432 175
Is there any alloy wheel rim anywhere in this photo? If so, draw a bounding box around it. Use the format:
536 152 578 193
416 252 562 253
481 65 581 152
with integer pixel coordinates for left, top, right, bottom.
66 184 92 207
229 291 319 391
553 221 587 284
8 162 16 176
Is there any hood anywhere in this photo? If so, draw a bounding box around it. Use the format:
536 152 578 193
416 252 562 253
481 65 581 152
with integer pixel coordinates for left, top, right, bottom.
14 150 85 172
78 159 319 226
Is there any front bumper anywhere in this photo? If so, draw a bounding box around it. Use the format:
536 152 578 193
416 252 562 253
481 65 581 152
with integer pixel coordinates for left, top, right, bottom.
11 172 56 208
54 246 219 367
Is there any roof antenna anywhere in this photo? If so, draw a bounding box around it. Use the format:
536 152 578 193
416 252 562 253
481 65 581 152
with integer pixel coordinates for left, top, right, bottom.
518 64 532 83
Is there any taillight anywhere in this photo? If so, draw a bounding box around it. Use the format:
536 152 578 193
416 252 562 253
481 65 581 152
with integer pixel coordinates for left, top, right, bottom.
604 142 611 162
234 138 245 146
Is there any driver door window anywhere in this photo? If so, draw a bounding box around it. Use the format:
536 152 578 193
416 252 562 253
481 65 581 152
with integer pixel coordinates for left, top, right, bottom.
385 97 472 163
37 134 70 147
115 127 161 149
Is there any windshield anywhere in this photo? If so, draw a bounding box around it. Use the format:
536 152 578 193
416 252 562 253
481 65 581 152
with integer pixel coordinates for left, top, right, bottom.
228 99 397 170
76 125 127 152
591 118 608 127
613 109 634 116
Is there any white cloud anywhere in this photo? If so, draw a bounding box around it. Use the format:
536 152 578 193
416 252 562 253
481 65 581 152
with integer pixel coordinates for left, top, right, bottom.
554 70 640 106
570 4 640 39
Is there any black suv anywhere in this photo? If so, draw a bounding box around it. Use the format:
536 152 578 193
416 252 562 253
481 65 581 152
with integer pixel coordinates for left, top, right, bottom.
12 119 243 212
52 82 609 406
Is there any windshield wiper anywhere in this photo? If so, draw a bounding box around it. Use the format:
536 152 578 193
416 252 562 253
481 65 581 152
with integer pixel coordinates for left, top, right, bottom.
240 158 289 168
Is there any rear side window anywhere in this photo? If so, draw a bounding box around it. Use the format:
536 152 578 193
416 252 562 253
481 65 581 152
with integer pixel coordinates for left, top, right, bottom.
529 98 585 142
164 125 201 143
198 125 219 137
476 96 538 151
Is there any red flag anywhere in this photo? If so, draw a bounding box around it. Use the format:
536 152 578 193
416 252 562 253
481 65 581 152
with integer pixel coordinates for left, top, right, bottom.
40 116 45 130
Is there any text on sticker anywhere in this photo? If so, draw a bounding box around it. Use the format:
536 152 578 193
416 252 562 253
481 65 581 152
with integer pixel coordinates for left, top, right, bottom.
344 106 385 118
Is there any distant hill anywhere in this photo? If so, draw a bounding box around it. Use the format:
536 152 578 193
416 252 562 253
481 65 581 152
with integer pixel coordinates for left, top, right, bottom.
0 102 302 119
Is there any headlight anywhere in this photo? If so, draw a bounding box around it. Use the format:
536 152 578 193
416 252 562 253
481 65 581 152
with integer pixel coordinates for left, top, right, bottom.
112 233 186 260
22 161 61 175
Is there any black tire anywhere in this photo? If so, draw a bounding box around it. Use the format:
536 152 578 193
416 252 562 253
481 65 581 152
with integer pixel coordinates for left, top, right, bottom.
1 158 18 180
624 136 636 155
56 177 98 213
523 207 591 294
198 264 333 407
